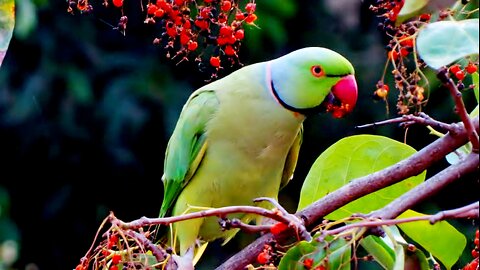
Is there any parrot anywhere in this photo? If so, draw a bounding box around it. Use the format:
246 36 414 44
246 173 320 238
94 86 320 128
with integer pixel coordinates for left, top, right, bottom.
159 47 358 267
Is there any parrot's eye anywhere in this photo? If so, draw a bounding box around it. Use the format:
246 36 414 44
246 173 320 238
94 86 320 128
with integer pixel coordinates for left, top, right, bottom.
311 65 324 77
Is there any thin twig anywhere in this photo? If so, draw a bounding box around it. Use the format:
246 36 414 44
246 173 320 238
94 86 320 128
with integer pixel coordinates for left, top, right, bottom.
321 201 479 237
355 113 455 133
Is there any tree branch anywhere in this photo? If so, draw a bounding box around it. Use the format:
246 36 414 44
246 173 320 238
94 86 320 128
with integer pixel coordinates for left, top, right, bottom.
372 153 479 219
216 118 478 270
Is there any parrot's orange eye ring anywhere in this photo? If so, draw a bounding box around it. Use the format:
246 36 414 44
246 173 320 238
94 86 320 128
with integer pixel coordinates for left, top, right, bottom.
311 65 324 77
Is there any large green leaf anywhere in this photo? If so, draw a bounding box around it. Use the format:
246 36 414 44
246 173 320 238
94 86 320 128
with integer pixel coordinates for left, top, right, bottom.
360 235 395 269
396 210 466 270
416 19 479 70
0 0 14 67
297 135 426 220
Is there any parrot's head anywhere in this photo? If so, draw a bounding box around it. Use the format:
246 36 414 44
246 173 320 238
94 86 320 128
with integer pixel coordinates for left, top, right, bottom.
269 47 358 118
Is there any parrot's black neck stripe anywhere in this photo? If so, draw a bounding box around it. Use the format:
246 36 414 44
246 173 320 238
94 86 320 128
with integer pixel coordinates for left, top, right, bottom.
266 62 326 116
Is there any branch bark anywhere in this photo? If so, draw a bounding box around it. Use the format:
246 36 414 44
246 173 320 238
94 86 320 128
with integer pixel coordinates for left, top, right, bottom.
216 118 479 270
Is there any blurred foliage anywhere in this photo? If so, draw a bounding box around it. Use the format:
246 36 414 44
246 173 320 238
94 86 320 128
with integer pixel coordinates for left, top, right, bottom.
0 0 477 269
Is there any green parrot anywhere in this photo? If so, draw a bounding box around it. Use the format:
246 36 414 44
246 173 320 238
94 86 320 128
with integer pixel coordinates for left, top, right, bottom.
159 47 358 265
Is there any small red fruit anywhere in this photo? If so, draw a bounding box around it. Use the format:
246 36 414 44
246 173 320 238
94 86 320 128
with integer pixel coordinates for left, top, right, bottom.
187 41 198 51
221 1 232 12
112 0 123 8
210 56 221 68
110 266 118 270
256 251 270 265
419 13 431 21
245 13 257 24
400 47 410 57
147 4 158 15
112 253 122 264
455 70 466 81
224 45 236 56
234 29 245 40
388 50 399 61
466 62 478 74
235 12 245 21
270 222 289 235
245 3 256 13
449 64 461 74
303 258 314 269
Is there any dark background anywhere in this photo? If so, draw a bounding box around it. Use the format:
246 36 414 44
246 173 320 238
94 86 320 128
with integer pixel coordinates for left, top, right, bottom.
0 0 478 269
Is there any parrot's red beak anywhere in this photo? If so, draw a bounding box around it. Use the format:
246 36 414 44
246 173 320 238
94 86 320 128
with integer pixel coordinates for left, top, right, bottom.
322 75 358 118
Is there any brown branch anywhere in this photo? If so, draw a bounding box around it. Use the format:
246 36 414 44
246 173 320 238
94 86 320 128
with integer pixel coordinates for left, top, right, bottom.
437 67 480 152
216 118 478 270
123 230 168 263
321 201 479 237
372 153 479 219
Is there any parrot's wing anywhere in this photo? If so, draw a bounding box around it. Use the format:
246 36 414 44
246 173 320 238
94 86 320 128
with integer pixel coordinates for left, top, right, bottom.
159 90 219 217
280 124 303 190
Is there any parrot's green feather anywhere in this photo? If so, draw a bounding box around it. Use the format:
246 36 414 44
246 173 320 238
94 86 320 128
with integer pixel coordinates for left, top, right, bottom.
280 125 303 190
160 90 219 217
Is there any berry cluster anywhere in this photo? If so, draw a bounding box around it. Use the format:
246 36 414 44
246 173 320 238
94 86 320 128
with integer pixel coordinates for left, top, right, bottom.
370 0 479 115
255 240 282 267
74 229 163 269
370 0 433 114
447 61 478 91
66 0 258 78
463 229 479 270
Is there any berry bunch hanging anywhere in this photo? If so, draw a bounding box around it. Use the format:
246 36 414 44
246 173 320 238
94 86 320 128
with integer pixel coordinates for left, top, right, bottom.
369 0 477 115
67 0 258 79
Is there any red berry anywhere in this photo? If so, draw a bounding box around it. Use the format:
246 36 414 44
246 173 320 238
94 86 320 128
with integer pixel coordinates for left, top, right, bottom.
174 0 184 5
399 36 414 47
449 64 461 74
419 13 431 21
112 254 122 264
75 264 85 270
466 63 478 74
303 258 314 269
180 33 190 45
388 50 399 61
256 251 270 265
112 0 123 8
476 229 479 239
110 266 118 270
219 26 233 36
187 41 198 51
224 45 235 56
234 29 244 40
147 4 158 15
455 70 466 81
270 222 289 235
154 8 165 18
210 56 221 68
221 1 232 12
235 12 245 21
245 13 257 24
245 3 256 13
472 249 479 258
400 47 410 57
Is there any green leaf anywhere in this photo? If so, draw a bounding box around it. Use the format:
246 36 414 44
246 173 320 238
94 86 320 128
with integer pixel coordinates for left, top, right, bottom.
472 72 479 103
297 135 426 220
397 0 429 22
0 0 15 67
396 210 466 269
278 236 351 270
417 19 479 70
360 235 395 270
405 248 430 270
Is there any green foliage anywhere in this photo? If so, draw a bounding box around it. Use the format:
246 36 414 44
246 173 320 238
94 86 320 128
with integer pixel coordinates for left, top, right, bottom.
297 135 426 220
416 19 479 69
397 210 467 269
278 235 351 270
360 235 395 269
